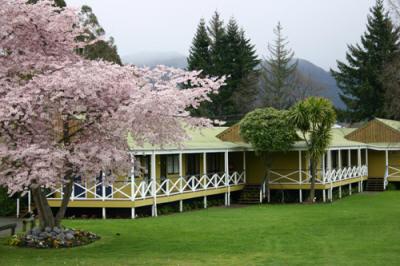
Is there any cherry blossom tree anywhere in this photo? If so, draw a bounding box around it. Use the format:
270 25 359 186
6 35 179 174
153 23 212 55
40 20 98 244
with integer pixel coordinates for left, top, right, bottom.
0 0 224 228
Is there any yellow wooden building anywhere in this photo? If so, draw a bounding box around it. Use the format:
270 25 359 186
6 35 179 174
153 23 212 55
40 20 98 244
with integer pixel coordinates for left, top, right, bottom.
33 118 400 219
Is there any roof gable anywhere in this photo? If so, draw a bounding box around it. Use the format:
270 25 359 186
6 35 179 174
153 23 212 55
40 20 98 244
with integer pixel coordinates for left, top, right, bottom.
345 118 400 143
216 123 244 143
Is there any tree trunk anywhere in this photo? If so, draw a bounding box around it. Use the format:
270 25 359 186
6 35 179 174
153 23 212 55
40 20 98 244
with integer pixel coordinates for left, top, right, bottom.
307 159 317 202
55 176 73 226
31 184 55 229
31 175 74 228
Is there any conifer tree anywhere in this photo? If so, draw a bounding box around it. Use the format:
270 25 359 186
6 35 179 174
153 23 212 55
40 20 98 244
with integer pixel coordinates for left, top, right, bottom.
331 0 400 121
261 22 298 110
187 18 211 73
187 13 259 123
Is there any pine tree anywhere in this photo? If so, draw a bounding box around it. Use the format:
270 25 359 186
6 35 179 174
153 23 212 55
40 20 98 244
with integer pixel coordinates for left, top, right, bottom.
331 0 400 121
187 13 259 123
187 18 211 73
261 22 297 110
230 26 260 114
207 12 226 78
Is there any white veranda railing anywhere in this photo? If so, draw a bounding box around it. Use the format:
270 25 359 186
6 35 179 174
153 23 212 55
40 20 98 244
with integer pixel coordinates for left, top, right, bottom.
323 165 368 183
384 165 400 190
267 165 368 185
46 171 245 201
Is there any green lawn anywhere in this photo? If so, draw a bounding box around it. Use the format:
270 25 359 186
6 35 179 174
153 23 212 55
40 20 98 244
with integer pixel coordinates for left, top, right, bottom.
2 192 400 265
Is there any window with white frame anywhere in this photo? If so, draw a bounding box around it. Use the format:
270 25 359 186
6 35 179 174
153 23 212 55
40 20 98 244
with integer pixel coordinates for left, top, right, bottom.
167 155 179 174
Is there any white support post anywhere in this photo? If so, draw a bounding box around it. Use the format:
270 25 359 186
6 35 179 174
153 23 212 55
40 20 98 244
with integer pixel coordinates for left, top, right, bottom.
130 153 135 202
28 190 31 213
338 150 342 169
385 150 389 172
179 200 183 212
151 152 157 217
16 198 20 218
203 152 207 176
339 186 342 199
299 150 303 203
349 183 352 195
243 151 246 183
102 207 106 219
329 184 333 202
203 152 207 190
204 195 207 209
327 150 332 170
179 152 183 192
131 208 135 219
322 190 326 203
179 154 183 176
102 174 106 202
224 150 230 206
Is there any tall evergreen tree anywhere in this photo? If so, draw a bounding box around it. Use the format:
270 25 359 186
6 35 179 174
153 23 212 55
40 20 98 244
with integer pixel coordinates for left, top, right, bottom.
261 22 298 110
187 18 211 73
331 0 400 121
187 12 259 123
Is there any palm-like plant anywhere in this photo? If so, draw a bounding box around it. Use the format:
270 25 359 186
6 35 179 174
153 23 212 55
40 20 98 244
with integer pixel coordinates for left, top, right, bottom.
289 97 336 202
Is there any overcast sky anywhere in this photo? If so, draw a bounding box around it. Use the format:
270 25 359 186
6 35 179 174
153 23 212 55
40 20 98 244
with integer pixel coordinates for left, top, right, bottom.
66 0 377 70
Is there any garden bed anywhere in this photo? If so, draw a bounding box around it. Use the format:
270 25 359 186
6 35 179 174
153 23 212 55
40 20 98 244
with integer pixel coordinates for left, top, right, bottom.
8 226 99 248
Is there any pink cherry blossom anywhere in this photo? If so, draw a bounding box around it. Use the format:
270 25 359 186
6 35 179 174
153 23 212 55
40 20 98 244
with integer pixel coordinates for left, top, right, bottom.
0 0 225 196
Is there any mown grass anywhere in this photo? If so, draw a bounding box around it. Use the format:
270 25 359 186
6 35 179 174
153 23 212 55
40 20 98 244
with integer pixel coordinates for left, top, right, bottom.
1 191 400 265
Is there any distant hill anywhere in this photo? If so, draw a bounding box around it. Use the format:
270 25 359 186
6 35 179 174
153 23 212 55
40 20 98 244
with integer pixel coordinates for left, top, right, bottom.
122 51 187 69
122 52 344 109
295 58 344 109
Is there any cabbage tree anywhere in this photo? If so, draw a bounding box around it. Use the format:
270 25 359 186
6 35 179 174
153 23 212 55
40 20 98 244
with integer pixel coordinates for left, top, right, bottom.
289 97 336 202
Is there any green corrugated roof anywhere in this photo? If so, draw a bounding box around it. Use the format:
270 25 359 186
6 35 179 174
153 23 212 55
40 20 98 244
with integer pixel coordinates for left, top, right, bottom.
376 118 400 131
128 127 247 151
291 128 365 149
128 118 400 153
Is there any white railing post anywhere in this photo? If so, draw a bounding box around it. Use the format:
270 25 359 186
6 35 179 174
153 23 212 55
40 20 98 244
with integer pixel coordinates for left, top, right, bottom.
141 181 145 198
166 180 170 196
